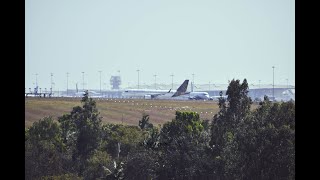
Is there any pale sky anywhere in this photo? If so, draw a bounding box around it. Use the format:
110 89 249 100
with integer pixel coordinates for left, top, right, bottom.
25 0 295 91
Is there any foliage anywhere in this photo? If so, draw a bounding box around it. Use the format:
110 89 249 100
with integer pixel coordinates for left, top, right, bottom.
210 79 295 179
210 79 252 156
57 90 103 175
25 79 294 179
142 126 161 150
221 99 295 179
102 123 144 159
104 160 125 180
83 150 112 179
123 150 160 180
41 173 83 180
138 113 153 130
161 111 204 143
157 111 215 179
25 116 66 180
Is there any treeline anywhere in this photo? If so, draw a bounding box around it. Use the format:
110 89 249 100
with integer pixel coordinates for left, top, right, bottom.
25 79 295 180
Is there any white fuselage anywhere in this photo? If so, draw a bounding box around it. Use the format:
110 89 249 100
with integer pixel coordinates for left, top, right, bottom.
72 91 102 97
122 79 189 99
122 89 175 98
188 92 210 99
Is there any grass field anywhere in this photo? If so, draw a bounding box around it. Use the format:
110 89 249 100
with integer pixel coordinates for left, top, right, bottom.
25 97 259 128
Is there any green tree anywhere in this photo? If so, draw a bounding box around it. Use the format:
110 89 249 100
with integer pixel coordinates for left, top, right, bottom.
142 126 161 150
58 90 103 175
102 124 144 159
222 98 295 179
157 111 214 179
83 150 112 179
123 150 160 180
161 111 204 142
25 116 65 179
138 113 153 130
210 79 252 156
210 78 295 179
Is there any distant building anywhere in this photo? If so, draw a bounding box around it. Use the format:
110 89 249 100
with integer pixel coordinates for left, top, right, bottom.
110 76 121 89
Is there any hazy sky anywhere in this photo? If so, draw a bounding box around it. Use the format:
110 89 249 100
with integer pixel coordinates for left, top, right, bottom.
25 0 294 91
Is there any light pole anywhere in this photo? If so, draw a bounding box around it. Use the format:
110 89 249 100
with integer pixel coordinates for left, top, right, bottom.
170 74 174 89
82 72 85 91
35 73 38 87
213 83 215 89
118 70 121 95
66 72 69 96
272 66 275 98
137 69 140 89
154 74 157 89
192 73 195 90
50 73 53 94
103 82 107 96
99 71 102 94
192 74 195 84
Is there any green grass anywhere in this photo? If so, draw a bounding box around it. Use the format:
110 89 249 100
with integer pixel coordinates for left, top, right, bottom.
25 97 259 128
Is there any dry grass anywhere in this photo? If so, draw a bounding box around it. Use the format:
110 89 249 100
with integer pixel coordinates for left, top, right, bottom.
25 97 260 128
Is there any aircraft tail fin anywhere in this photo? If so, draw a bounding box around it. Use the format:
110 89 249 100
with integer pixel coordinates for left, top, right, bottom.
172 80 189 97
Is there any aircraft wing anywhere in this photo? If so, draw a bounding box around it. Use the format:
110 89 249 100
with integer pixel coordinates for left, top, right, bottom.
147 89 172 98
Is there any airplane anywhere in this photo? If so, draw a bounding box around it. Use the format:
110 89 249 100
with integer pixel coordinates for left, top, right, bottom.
68 83 102 98
188 92 210 100
181 82 210 100
122 80 189 99
281 89 295 101
150 81 210 100
73 90 102 97
209 95 228 101
171 80 190 97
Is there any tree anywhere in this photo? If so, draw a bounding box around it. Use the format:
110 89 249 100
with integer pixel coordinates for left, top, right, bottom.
142 126 161 150
102 124 144 159
122 149 160 180
83 150 112 179
138 113 153 130
25 116 65 179
75 91 102 159
58 90 103 175
221 99 295 179
210 79 252 156
161 111 204 143
210 78 295 179
157 111 214 179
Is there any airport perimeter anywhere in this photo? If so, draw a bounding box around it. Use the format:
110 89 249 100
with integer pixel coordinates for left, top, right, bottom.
25 97 259 128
